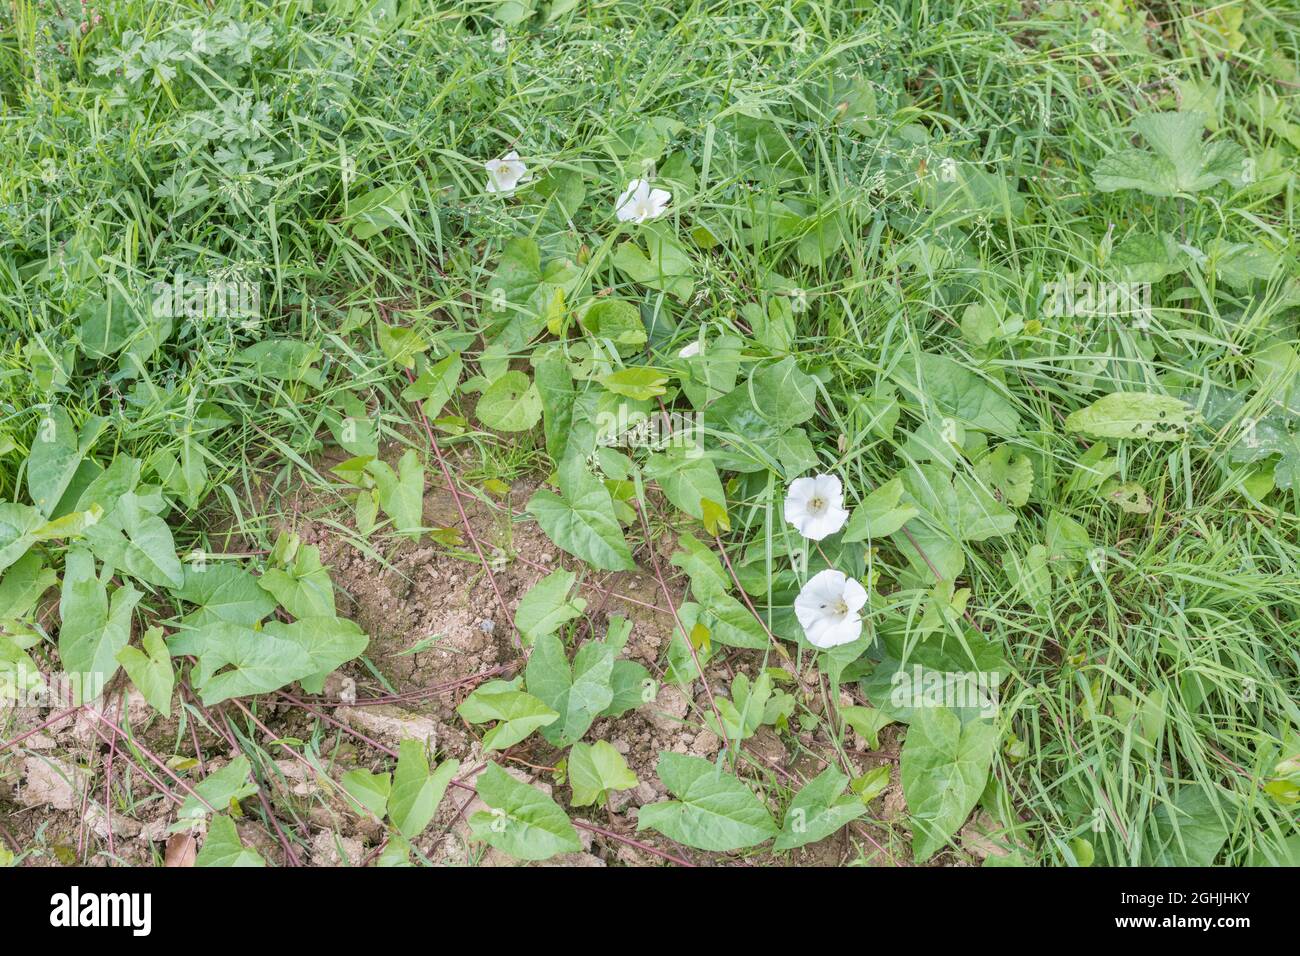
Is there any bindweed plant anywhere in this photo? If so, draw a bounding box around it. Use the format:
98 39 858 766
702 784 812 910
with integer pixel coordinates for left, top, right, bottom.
0 0 1298 868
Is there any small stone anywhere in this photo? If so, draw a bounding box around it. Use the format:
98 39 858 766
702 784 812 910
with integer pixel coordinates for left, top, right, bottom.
84 803 142 840
310 831 366 867
21 755 87 810
478 619 495 635
690 730 721 756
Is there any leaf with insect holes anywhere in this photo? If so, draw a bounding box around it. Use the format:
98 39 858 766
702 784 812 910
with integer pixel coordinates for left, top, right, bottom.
900 707 998 862
389 740 458 839
638 752 778 851
194 814 265 867
58 549 140 703
116 626 175 717
974 446 1033 508
774 766 869 851
513 569 587 645
524 633 616 747
527 456 635 571
567 740 639 807
1065 392 1196 441
469 762 582 861
457 687 559 751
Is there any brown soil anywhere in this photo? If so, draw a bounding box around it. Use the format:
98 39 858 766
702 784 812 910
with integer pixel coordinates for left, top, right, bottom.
1 448 926 868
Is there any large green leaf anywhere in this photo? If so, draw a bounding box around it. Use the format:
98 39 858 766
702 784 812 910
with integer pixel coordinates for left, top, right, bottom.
899 707 997 862
469 762 582 861
365 450 425 538
180 755 257 820
485 238 582 351
0 503 44 575
83 491 184 588
524 632 615 746
258 544 336 618
177 564 277 629
527 457 634 571
180 622 316 705
637 752 777 851
611 224 695 300
341 769 391 820
567 740 639 807
896 353 1020 436
513 569 587 645
842 476 919 542
477 371 543 432
263 616 369 695
644 447 725 521
1093 111 1245 196
389 740 458 839
773 766 869 851
58 549 140 703
26 407 107 517
1146 786 1229 867
457 686 559 751
116 626 175 717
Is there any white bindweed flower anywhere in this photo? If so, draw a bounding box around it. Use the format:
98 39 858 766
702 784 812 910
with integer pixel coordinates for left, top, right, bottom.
784 473 849 541
485 151 529 194
678 340 702 358
615 179 671 223
795 569 867 649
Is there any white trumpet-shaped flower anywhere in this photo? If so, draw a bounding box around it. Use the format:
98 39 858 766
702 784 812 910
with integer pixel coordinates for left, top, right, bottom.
794 569 867 649
615 179 671 223
678 340 702 358
784 473 850 541
485 151 529 193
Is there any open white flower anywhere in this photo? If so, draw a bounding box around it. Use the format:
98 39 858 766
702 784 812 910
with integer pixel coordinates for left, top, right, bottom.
795 569 867 649
615 179 671 223
784 473 849 541
485 151 529 193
